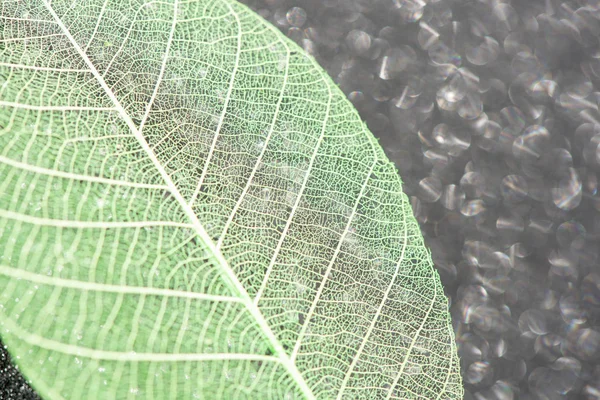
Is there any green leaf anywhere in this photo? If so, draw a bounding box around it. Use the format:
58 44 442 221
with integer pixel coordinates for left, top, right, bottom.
0 0 462 398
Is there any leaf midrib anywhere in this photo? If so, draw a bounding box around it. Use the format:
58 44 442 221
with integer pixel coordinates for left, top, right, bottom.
39 0 315 398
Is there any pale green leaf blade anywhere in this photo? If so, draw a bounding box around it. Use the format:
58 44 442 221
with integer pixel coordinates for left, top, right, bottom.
0 0 462 399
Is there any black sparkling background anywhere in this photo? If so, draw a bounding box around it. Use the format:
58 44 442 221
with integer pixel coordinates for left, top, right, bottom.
2 0 600 399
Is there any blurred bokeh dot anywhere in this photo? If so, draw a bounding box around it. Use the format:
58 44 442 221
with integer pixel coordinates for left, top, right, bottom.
285 7 306 28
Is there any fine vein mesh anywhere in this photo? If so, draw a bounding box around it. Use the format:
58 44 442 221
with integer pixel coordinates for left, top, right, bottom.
0 0 463 399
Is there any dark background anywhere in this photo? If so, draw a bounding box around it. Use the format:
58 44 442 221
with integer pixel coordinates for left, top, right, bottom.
2 0 600 399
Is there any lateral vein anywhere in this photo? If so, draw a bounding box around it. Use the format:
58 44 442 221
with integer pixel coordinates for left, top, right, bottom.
0 265 240 303
0 209 192 229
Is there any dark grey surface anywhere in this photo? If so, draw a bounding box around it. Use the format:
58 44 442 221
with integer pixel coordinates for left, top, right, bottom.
2 0 600 399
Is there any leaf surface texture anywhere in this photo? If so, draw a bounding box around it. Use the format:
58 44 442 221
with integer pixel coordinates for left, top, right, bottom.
0 0 462 398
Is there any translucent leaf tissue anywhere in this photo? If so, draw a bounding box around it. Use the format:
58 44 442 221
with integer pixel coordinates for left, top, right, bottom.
0 0 462 398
